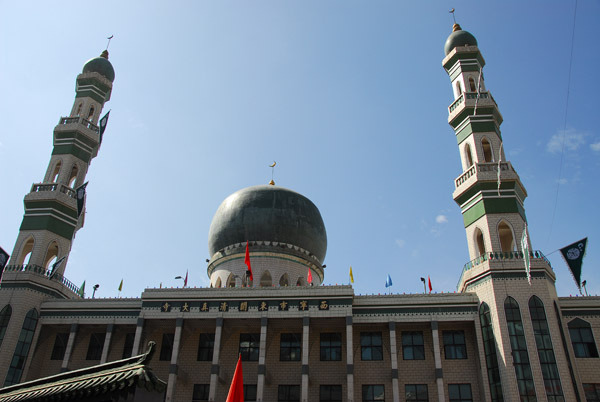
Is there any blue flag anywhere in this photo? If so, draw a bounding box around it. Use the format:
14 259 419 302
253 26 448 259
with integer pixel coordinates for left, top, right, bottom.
385 274 393 288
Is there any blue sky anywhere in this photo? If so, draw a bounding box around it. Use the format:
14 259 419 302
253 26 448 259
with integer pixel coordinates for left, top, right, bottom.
0 1 598 298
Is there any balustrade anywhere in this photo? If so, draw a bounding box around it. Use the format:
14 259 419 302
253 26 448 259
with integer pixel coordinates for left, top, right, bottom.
2 264 80 295
59 116 99 133
31 183 76 198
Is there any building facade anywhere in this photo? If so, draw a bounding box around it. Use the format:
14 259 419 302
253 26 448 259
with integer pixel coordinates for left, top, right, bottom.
1 25 600 402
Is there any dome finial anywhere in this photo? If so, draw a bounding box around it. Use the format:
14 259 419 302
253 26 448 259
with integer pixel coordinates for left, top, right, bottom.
452 23 462 32
100 50 109 59
269 179 275 185
269 161 276 185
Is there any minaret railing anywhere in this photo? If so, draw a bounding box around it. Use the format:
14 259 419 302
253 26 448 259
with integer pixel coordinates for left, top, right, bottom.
457 250 551 290
30 183 77 199
2 264 81 295
58 116 99 133
454 162 513 188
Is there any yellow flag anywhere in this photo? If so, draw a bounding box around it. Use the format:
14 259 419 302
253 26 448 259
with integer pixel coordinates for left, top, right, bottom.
118 279 123 292
349 266 354 283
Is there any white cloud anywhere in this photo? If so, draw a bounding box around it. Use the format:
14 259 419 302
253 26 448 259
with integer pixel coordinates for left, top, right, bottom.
591 142 600 152
547 128 586 153
557 178 568 185
395 239 405 248
435 215 448 224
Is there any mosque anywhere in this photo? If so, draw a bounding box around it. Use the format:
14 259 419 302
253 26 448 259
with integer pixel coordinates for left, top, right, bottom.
0 23 599 402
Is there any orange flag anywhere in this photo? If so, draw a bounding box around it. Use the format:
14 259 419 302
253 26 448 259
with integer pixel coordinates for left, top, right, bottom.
245 242 253 281
226 355 244 402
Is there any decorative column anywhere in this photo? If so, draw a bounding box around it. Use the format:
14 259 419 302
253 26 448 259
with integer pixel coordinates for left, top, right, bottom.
431 321 445 402
301 316 310 402
61 323 78 372
132 317 144 355
389 322 400 402
165 318 184 402
100 324 114 364
209 317 224 402
346 315 354 402
256 316 268 402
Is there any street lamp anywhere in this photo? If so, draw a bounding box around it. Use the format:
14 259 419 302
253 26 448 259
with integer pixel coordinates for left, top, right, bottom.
92 284 100 298
175 276 185 287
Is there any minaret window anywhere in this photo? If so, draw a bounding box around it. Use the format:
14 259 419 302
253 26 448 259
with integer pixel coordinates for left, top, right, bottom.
0 305 12 349
279 273 289 287
482 139 493 162
50 161 61 183
260 271 272 287
568 318 599 358
296 277 305 286
215 278 222 288
4 308 38 386
17 237 35 266
498 221 516 252
469 77 476 92
76 103 82 116
455 81 463 96
68 165 79 188
226 273 236 287
474 228 486 256
43 242 59 270
87 105 95 120
464 144 474 167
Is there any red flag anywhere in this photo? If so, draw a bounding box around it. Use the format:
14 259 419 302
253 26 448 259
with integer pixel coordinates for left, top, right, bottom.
184 270 188 288
226 355 244 402
307 268 313 284
428 276 432 294
245 242 253 281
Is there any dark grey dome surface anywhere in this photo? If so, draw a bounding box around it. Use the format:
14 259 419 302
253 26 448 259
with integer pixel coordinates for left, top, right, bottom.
208 185 327 263
444 28 478 55
82 55 115 82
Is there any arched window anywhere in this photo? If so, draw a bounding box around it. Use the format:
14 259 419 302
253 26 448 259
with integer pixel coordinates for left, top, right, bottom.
0 305 12 349
482 138 493 162
498 221 515 252
68 165 78 188
464 143 474 167
226 273 236 288
43 242 59 270
4 309 38 386
76 103 82 116
455 81 463 97
50 161 61 183
504 297 536 401
279 273 289 287
568 318 599 358
215 278 222 288
529 296 564 400
18 237 34 266
87 105 95 120
469 77 476 92
296 277 306 287
260 271 272 287
479 303 504 402
474 228 486 256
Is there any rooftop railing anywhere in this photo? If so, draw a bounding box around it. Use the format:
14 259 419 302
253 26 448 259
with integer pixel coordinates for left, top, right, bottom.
30 183 76 199
457 250 551 290
59 116 99 134
2 264 81 296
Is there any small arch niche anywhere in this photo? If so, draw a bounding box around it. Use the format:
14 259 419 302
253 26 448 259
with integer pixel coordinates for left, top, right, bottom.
474 228 486 256
87 105 95 120
469 77 476 92
68 165 79 188
51 161 61 183
215 277 222 288
296 277 306 286
76 103 82 116
455 81 463 97
43 242 59 270
279 273 289 287
498 221 516 252
260 271 272 287
18 237 34 266
482 138 493 162
226 273 236 288
464 143 474 167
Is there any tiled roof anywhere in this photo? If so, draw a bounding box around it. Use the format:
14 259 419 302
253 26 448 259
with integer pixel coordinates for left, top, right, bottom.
0 342 165 402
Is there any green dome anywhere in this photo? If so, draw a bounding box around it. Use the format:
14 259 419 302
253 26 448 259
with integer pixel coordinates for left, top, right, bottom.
444 24 478 55
82 50 115 82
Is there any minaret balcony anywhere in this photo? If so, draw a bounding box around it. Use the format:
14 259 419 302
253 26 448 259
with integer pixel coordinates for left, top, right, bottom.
55 116 101 147
2 264 81 299
457 250 555 292
453 161 520 191
25 183 78 210
448 91 499 125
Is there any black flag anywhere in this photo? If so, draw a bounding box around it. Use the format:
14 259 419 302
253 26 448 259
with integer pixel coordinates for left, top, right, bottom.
0 246 9 283
560 238 588 291
99 111 110 144
49 256 67 279
76 182 88 218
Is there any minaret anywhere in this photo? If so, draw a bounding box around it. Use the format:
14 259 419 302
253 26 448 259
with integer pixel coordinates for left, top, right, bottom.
4 50 114 294
443 24 579 401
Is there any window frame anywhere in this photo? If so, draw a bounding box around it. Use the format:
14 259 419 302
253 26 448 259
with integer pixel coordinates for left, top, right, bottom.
320 385 342 402
278 384 300 402
159 332 175 361
280 333 301 361
448 384 473 402
402 331 425 360
197 333 215 361
362 384 385 401
50 332 69 361
85 332 105 361
405 384 428 402
240 333 260 361
443 330 467 359
568 320 599 358
192 383 210 402
360 332 383 361
320 332 342 361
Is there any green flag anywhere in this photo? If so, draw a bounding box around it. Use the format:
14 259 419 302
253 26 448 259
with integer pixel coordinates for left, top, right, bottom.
77 280 86 298
520 225 531 285
560 238 588 291
118 279 123 292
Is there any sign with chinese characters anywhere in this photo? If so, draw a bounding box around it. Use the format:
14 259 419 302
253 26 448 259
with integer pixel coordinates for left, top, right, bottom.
156 299 331 313
279 301 289 311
